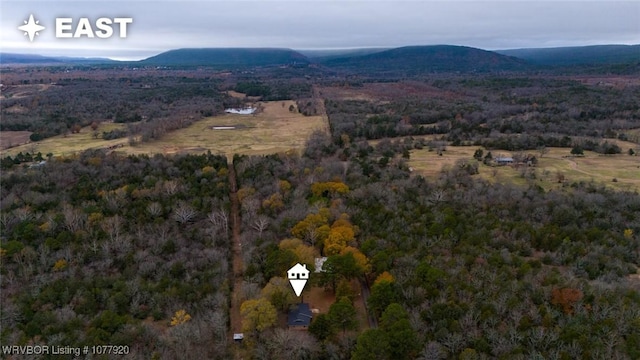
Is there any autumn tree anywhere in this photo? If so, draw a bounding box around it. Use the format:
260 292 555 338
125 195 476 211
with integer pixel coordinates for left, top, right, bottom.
323 216 356 255
291 211 330 246
170 309 192 326
262 193 284 214
279 238 316 267
551 287 584 314
311 181 349 198
240 298 277 333
261 277 297 311
340 246 371 275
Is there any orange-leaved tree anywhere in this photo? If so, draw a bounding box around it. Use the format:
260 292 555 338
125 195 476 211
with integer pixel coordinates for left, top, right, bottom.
551 287 584 314
323 215 356 255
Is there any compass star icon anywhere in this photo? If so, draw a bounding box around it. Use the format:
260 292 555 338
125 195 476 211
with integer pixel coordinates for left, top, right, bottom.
18 14 45 42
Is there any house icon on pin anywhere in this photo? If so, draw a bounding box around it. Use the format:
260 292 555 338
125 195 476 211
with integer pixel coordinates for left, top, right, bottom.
287 263 310 296
288 263 310 280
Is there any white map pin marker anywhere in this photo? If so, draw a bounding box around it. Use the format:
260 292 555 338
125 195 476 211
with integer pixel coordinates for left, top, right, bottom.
287 263 309 297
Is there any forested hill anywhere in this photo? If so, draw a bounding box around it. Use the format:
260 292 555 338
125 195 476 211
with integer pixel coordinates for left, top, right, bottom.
140 48 310 66
0 53 115 65
321 45 531 74
0 53 62 64
496 44 640 66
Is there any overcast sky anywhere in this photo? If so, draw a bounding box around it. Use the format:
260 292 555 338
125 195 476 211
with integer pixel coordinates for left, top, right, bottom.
1 0 639 60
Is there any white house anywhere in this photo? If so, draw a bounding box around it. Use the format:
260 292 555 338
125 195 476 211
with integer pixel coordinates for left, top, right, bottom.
287 263 310 280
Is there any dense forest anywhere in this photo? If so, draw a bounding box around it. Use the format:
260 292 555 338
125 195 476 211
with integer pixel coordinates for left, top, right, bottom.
1 151 232 358
1 76 226 142
2 133 638 359
325 77 640 153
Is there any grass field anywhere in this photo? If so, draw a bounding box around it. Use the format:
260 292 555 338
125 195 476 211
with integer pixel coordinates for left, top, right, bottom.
1 101 327 160
0 122 128 157
409 146 640 192
125 101 325 159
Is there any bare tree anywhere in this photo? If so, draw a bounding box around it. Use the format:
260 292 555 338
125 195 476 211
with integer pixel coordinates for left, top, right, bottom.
0 212 14 230
208 208 229 237
418 341 447 360
163 180 180 197
13 207 33 222
173 202 196 225
442 333 466 355
62 204 85 233
251 215 270 237
538 145 549 158
147 202 163 217
101 215 122 242
242 198 260 221
428 189 445 205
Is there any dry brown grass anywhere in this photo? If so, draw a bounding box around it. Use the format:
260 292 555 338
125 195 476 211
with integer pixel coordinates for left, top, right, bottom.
409 146 640 192
126 101 326 160
0 123 128 157
226 90 246 99
1 101 327 160
320 82 460 102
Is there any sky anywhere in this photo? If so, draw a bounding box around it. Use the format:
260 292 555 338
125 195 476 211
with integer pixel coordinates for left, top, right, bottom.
1 0 639 61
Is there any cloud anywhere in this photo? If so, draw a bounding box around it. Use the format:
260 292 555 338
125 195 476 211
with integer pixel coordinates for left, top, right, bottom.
1 0 638 59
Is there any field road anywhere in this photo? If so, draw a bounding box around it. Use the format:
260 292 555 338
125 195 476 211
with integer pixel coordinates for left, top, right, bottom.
227 162 244 358
359 279 378 329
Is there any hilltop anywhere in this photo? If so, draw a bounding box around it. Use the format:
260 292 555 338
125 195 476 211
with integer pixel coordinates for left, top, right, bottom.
139 48 310 67
496 44 640 66
0 53 114 65
321 45 530 74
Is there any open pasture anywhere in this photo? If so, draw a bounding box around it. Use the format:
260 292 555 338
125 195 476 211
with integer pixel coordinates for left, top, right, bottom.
0 122 128 157
409 146 640 192
1 101 327 160
125 100 326 159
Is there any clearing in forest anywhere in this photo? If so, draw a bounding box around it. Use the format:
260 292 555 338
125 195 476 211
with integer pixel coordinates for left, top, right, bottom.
1 101 327 159
409 146 640 192
0 122 128 157
126 101 326 159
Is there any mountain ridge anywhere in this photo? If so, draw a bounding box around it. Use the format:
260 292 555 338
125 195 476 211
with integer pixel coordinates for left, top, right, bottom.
320 45 531 73
495 44 640 66
139 48 309 67
0 53 115 65
2 44 638 72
